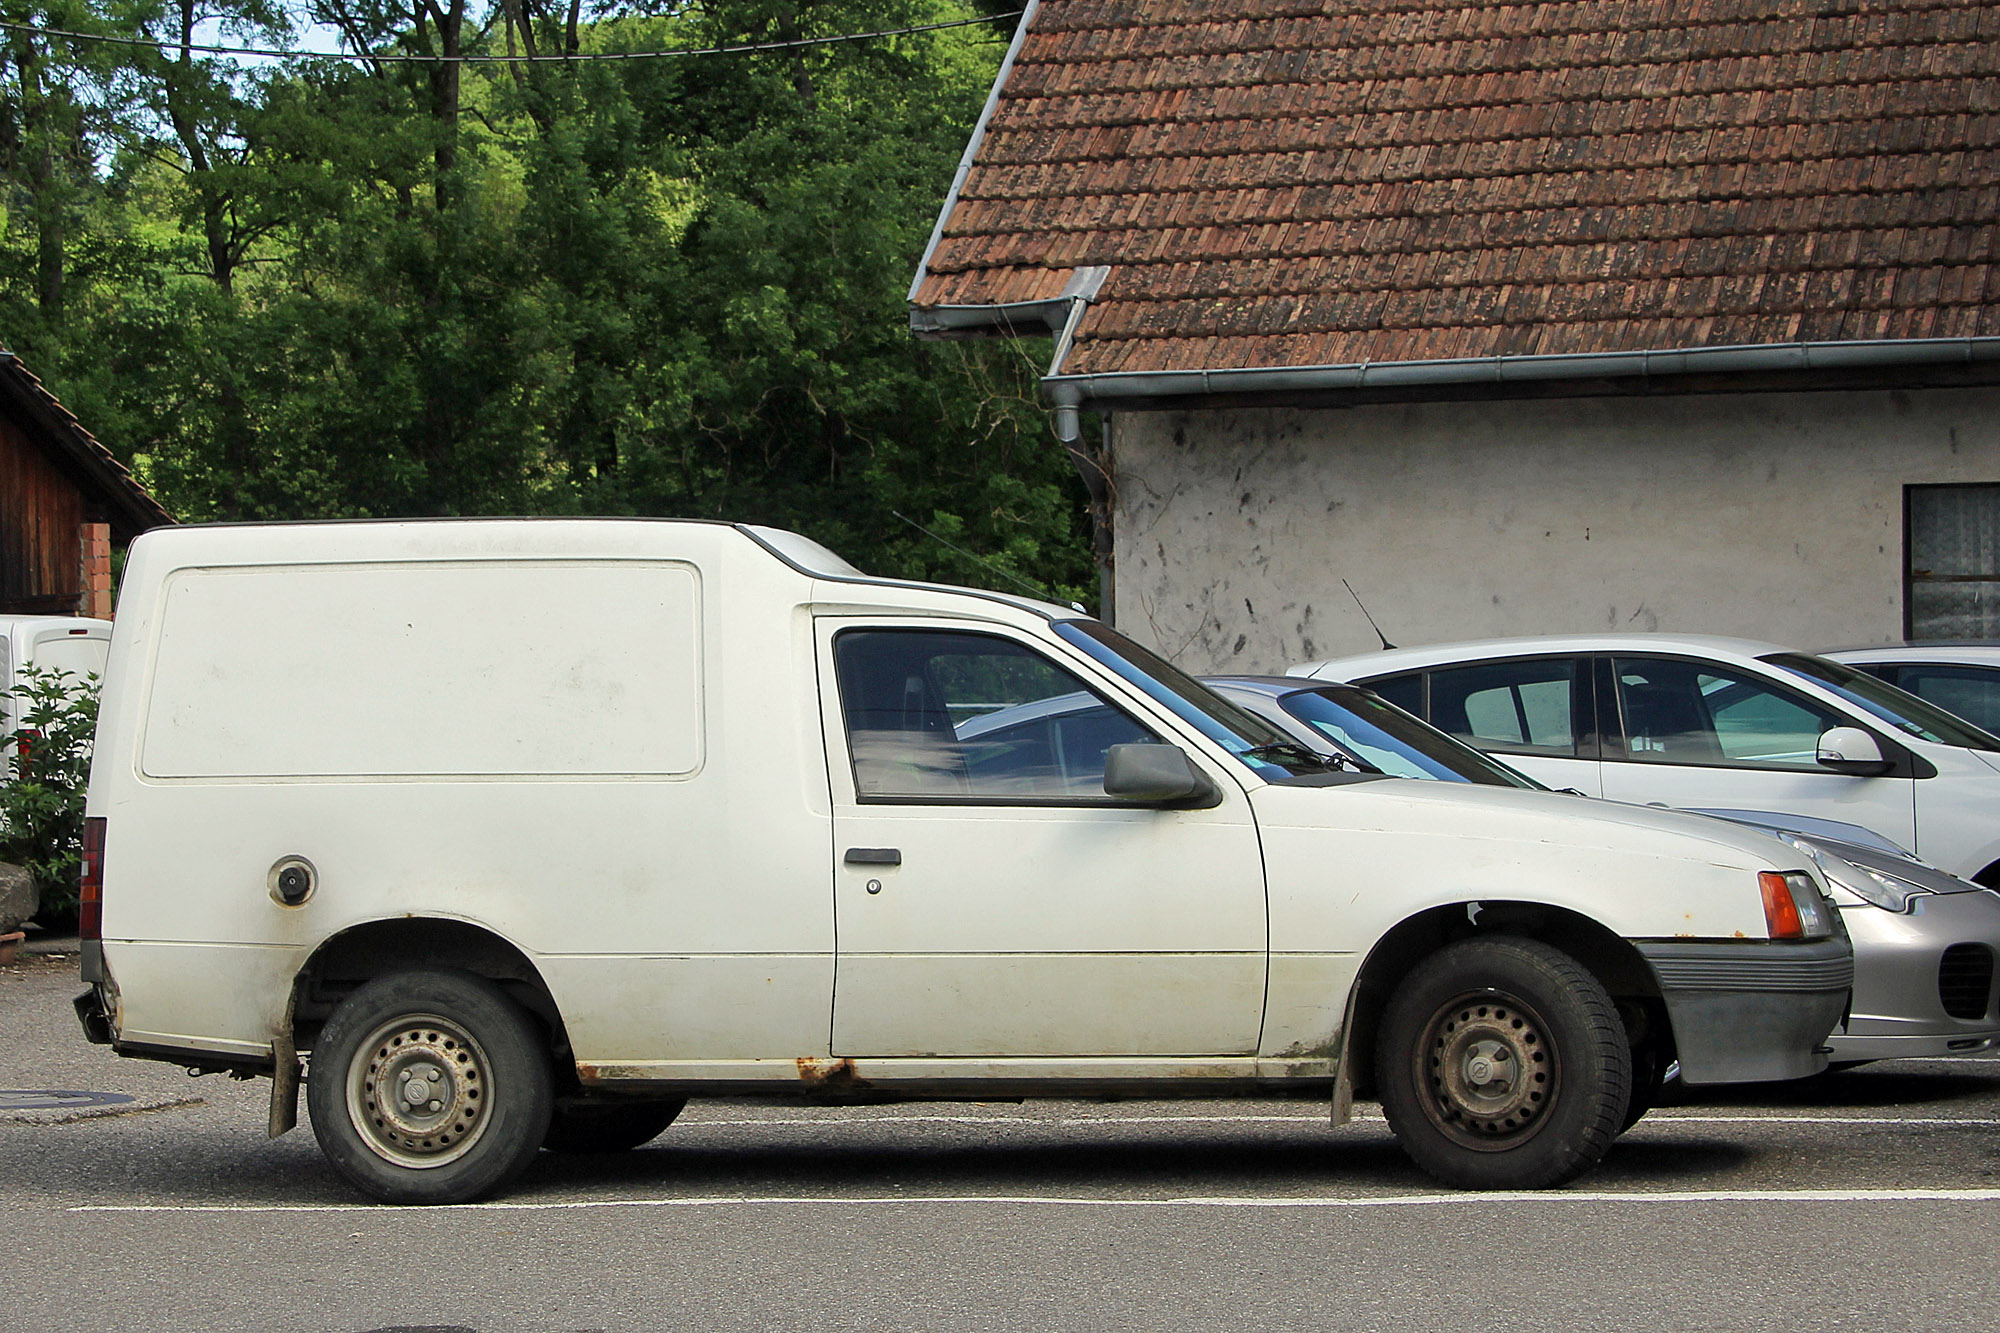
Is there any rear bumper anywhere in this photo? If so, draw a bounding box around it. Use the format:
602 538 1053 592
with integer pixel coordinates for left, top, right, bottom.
1638 938 1853 1085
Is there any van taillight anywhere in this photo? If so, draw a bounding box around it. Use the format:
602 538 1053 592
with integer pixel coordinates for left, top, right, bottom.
80 817 105 942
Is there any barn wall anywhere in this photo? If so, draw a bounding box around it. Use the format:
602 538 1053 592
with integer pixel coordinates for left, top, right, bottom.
1110 385 2000 672
0 416 87 612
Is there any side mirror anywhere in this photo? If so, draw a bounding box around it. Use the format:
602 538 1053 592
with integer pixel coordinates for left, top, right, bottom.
1103 743 1221 807
1817 726 1894 777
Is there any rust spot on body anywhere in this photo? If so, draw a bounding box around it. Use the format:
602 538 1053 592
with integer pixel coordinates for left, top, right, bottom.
796 1057 863 1091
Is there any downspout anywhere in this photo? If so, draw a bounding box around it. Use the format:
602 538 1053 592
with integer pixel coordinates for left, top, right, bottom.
1044 267 1113 620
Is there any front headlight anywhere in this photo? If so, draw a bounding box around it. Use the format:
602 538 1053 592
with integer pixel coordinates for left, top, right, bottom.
1783 835 1928 913
1759 870 1836 940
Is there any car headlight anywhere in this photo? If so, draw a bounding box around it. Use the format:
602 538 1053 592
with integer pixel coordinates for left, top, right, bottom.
1782 835 1928 913
1759 870 1835 940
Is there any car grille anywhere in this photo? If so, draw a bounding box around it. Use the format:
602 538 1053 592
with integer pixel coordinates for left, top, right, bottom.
1938 944 1996 1021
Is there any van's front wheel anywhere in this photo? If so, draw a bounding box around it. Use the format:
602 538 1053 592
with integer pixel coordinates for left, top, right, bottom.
307 970 553 1204
1376 936 1630 1189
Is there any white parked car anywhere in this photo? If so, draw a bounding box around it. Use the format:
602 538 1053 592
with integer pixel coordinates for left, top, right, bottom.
1292 634 2000 887
1823 644 2000 737
80 524 1851 1202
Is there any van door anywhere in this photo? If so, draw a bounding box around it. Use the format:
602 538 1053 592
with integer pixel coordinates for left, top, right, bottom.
1596 655 1919 851
818 620 1268 1058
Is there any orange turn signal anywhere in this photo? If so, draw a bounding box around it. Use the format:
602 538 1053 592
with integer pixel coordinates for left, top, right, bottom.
1760 870 1804 939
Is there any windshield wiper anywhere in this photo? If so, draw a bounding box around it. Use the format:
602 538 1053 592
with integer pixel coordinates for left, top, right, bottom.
1243 742 1374 774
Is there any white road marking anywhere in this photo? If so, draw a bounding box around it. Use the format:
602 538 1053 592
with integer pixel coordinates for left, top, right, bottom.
69 1188 2000 1214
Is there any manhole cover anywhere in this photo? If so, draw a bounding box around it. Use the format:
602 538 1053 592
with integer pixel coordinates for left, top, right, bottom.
0 1090 137 1110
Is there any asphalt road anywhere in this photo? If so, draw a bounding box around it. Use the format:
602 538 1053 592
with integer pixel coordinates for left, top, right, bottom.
6 948 2000 1332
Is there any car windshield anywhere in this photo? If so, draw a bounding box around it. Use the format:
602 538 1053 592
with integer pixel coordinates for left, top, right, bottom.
1273 685 1545 787
1764 652 2000 751
1054 621 1324 778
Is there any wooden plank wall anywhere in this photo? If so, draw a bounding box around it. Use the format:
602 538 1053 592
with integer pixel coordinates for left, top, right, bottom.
0 416 86 614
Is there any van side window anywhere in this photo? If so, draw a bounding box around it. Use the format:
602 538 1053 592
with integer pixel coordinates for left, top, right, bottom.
834 630 1160 800
1426 659 1581 757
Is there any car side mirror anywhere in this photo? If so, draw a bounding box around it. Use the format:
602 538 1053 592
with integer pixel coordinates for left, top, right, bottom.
1817 726 1894 777
1103 743 1221 807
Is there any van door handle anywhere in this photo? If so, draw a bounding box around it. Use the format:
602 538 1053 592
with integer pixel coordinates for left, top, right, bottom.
844 847 902 866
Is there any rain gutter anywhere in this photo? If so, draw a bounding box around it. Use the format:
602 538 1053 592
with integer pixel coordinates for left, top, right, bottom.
1041 337 2000 440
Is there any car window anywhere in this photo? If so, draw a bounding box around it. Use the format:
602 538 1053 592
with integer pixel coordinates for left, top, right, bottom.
1878 665 2000 736
1364 672 1424 715
1425 659 1581 756
834 629 1160 800
1767 653 2000 751
1613 657 1840 768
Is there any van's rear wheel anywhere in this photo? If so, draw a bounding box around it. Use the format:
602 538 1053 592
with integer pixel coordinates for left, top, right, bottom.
307 970 553 1204
543 1098 686 1154
1376 936 1630 1189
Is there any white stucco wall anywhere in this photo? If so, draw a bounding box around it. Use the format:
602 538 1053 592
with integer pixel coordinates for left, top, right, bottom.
1110 385 2000 673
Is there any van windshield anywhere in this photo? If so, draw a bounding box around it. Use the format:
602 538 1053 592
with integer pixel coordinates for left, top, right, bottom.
1054 621 1326 779
1765 652 2000 752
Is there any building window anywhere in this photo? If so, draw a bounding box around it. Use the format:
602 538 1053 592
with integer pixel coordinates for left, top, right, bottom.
1907 484 2000 639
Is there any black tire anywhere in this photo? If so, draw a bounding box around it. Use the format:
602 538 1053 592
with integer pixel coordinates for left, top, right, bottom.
1376 936 1631 1189
306 969 554 1205
543 1098 687 1154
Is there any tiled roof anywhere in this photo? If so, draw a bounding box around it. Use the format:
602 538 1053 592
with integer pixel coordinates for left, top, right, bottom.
0 352 175 537
911 0 2000 378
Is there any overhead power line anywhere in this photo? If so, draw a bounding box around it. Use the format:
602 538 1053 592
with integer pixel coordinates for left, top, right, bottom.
0 10 1021 65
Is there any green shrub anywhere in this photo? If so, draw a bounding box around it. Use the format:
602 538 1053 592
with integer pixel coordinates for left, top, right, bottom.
2 664 102 924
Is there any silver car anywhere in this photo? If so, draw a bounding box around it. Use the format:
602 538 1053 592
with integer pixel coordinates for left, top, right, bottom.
1207 674 2000 1066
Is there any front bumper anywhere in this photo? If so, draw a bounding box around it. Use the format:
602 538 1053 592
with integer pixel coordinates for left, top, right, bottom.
1638 938 1853 1085
1831 890 2000 1061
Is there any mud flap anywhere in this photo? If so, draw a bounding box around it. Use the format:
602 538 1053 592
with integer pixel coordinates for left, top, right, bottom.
269 985 302 1139
268 1027 299 1138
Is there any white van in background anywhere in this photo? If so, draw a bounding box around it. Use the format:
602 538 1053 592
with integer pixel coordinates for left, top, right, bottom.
78 521 1851 1204
1 616 110 737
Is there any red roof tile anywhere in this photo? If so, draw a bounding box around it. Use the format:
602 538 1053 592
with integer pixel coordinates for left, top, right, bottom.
912 0 2000 376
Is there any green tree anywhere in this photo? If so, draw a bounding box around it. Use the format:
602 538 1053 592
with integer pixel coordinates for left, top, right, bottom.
5 1 1094 605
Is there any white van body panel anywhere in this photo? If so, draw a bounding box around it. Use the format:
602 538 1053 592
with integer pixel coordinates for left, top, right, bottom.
95 522 838 1066
1 615 110 734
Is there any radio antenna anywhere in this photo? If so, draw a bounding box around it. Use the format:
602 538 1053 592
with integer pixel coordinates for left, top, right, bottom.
1342 579 1396 650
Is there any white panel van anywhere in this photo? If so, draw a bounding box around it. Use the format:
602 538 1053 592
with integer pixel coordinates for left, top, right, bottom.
78 521 1852 1203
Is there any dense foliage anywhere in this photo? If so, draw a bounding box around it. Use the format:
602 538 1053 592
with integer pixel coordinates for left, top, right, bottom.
0 665 100 919
1 1 1092 603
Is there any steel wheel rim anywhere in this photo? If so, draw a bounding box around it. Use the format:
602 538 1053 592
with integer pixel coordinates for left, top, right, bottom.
344 1012 493 1169
1413 988 1560 1152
